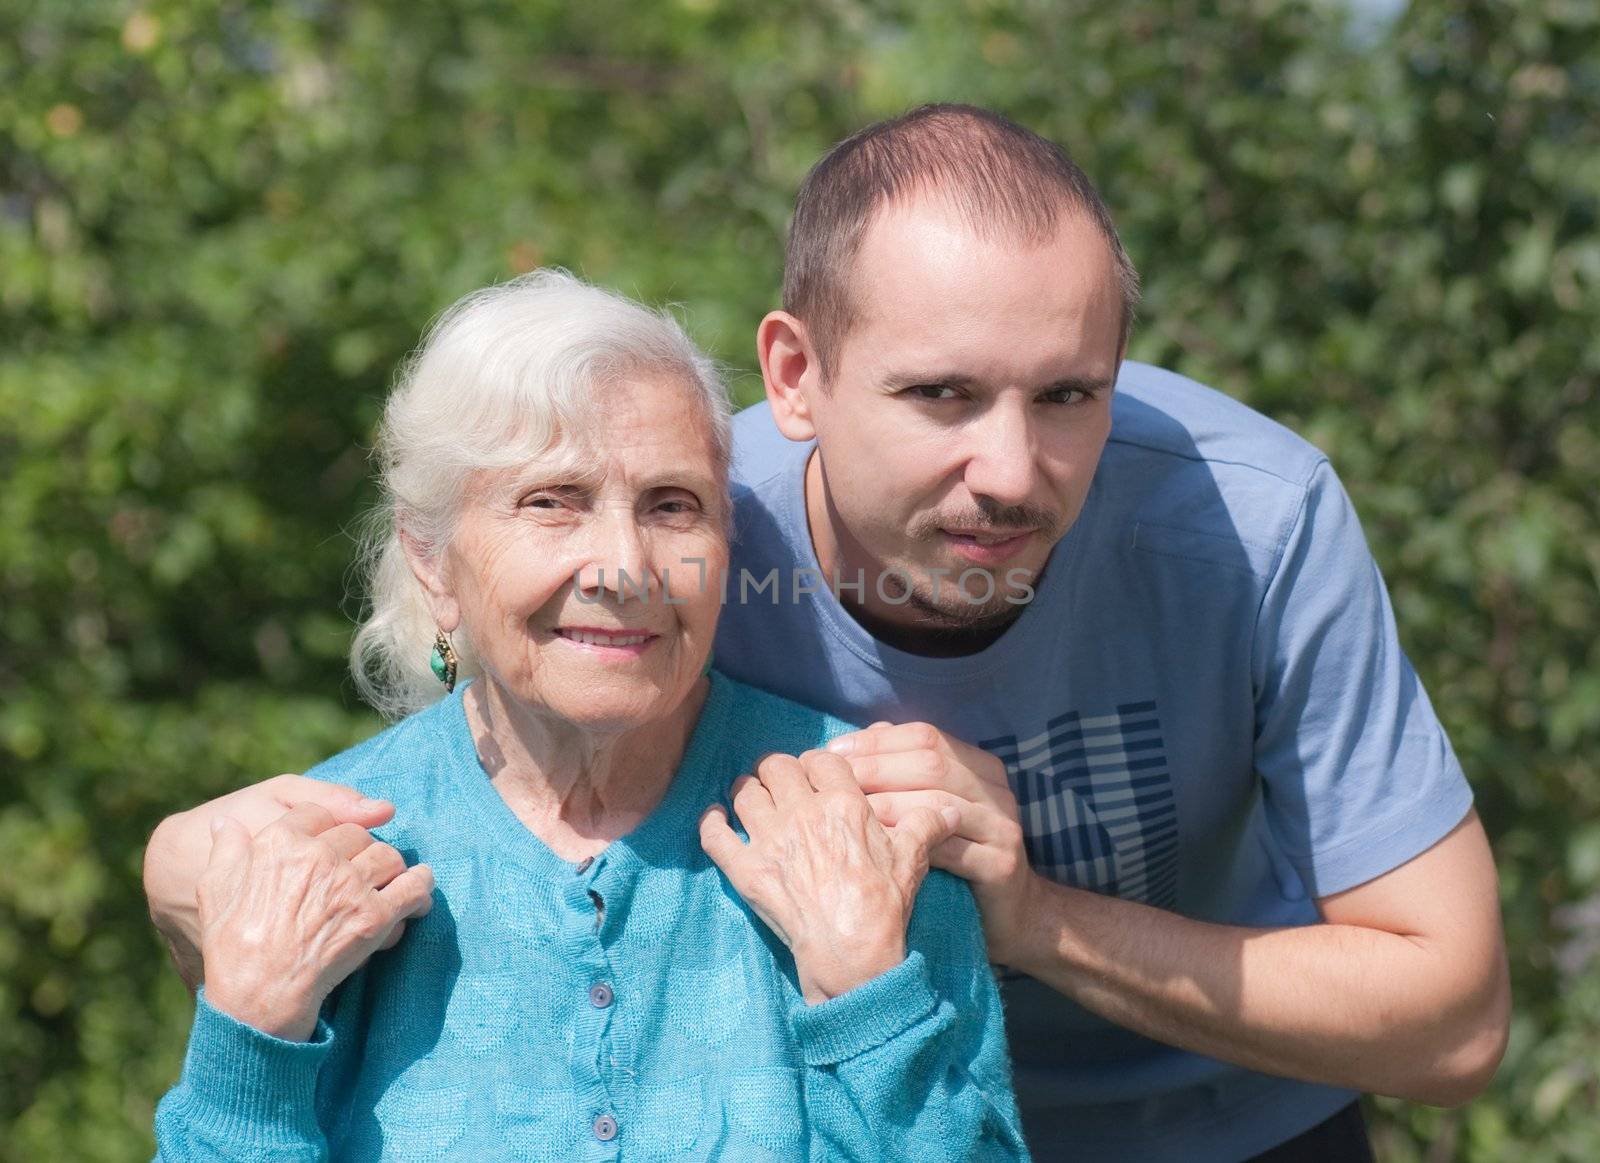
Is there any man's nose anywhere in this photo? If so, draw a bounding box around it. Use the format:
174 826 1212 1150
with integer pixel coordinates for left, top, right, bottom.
961 405 1039 509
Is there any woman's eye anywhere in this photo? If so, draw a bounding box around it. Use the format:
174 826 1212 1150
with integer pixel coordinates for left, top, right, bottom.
656 498 700 516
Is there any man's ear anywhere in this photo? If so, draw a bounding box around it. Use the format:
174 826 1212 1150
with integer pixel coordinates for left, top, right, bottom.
399 527 461 633
756 310 823 442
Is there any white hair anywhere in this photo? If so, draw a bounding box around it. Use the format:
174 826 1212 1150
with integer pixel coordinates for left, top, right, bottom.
349 269 732 720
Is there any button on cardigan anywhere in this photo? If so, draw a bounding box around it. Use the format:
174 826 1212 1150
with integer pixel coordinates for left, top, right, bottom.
154 671 1030 1161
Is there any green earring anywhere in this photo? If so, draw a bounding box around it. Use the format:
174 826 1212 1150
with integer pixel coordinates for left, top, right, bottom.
430 630 458 692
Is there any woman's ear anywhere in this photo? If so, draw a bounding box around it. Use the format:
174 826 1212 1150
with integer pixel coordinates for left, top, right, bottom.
756 310 822 442
399 528 461 633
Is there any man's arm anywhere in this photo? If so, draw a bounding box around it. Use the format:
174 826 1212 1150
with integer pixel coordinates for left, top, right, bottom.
839 724 1510 1107
143 775 395 989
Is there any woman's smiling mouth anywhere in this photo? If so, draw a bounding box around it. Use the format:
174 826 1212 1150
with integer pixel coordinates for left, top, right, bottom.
553 626 660 656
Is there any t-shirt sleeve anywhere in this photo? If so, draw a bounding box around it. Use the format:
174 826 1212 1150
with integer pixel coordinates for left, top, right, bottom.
1251 458 1474 898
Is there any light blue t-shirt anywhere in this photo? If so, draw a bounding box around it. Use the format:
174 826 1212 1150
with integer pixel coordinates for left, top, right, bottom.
714 360 1473 1162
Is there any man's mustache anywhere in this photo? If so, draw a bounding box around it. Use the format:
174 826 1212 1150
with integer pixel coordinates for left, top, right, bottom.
909 499 1062 542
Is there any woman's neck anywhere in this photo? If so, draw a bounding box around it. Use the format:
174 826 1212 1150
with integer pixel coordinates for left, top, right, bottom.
464 676 709 863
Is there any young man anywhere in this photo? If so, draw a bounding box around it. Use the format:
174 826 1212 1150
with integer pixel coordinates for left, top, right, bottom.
145 106 1508 1160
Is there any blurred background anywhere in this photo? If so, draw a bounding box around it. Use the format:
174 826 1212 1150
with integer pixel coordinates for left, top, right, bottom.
2 0 1597 1158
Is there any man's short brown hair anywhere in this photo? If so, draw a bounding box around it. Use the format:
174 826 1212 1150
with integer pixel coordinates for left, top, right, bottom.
782 104 1140 381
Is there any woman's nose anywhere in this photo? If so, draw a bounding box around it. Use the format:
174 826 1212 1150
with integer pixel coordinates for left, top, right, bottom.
570 507 653 602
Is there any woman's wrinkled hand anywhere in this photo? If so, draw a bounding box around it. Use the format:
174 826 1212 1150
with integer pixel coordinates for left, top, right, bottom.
699 750 958 1004
197 803 434 1041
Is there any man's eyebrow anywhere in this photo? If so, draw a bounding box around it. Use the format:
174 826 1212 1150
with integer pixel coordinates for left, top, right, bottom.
880 370 980 392
879 371 1116 394
1040 374 1116 395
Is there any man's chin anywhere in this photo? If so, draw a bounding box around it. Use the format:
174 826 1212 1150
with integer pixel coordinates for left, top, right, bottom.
892 562 1044 629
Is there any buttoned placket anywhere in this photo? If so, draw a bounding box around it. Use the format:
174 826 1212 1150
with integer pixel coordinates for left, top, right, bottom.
563 853 627 1160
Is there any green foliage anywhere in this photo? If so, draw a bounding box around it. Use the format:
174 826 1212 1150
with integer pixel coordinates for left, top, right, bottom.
3 0 1596 1157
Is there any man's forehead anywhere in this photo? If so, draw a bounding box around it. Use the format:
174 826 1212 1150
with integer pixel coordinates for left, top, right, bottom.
833 201 1122 380
847 199 1118 325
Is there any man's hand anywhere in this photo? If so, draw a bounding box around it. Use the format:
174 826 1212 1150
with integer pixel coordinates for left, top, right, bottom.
700 749 958 1003
143 774 396 990
826 721 1041 965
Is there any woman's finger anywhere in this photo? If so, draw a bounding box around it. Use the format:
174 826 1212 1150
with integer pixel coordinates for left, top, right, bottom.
753 752 812 810
376 863 434 921
321 822 377 862
797 749 859 795
350 841 408 889
378 920 409 951
205 814 253 871
731 772 778 829
890 804 962 868
699 806 754 880
269 801 341 840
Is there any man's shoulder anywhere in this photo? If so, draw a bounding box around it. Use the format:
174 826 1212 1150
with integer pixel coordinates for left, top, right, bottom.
1110 362 1326 485
1100 363 1331 577
730 400 808 493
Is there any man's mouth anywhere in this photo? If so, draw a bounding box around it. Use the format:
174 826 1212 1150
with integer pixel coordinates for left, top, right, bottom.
940 528 1036 564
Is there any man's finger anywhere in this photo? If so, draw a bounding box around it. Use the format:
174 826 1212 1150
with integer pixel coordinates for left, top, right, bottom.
826 721 943 758
847 750 985 800
927 834 1012 884
270 775 395 828
869 789 971 831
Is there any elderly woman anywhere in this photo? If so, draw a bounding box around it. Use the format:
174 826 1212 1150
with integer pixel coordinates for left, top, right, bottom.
151 271 1027 1161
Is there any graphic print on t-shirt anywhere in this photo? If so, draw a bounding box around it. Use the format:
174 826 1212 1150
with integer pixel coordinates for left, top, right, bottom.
981 701 1178 909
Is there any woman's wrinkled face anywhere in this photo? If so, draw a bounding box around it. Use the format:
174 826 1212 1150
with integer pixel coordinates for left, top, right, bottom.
433 375 728 733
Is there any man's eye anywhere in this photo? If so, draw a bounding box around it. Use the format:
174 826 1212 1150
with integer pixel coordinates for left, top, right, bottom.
1041 388 1089 405
521 494 565 510
906 384 957 401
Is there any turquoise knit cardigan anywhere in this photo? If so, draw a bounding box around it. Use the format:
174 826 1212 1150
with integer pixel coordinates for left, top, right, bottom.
153 671 1030 1161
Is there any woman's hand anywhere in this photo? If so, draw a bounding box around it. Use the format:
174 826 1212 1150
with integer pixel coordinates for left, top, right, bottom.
197 802 434 1041
700 750 958 1004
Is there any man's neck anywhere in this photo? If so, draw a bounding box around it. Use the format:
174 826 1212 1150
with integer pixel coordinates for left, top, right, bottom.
802 450 1018 658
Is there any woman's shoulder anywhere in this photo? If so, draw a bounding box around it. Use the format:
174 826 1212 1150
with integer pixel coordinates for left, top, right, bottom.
706 670 860 759
303 692 467 808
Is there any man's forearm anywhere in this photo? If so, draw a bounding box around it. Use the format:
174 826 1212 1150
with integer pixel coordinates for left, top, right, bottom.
1009 878 1506 1106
